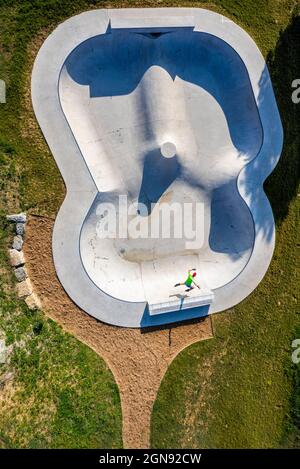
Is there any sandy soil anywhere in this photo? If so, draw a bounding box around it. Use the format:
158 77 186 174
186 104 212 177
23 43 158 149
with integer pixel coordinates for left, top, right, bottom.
23 215 213 448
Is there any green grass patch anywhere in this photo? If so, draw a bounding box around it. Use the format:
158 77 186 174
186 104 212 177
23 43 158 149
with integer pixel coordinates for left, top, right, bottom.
0 215 122 448
0 308 122 448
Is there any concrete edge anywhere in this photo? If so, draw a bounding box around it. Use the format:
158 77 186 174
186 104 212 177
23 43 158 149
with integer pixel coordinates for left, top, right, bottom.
31 8 283 327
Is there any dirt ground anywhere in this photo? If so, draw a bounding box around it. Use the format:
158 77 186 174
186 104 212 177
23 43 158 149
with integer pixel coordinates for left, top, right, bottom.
23 215 213 448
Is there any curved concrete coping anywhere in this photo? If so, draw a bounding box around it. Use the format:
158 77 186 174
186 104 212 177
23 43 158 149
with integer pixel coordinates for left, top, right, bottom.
31 8 283 327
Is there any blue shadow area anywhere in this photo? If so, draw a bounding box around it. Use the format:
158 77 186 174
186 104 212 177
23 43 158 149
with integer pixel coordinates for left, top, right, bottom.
140 303 210 328
209 180 254 259
64 23 283 316
64 28 263 258
65 29 262 156
138 149 181 215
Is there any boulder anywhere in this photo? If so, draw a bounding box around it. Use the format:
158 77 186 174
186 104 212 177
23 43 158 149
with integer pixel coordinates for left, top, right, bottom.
9 249 25 267
16 279 33 298
6 213 26 223
14 266 27 282
16 223 25 236
12 235 23 251
25 293 41 310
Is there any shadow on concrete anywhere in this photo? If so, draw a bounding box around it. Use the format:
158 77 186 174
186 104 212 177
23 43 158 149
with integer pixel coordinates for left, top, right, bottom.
65 29 262 156
140 303 210 329
64 22 294 291
140 307 209 334
140 316 207 334
209 179 254 258
138 149 181 215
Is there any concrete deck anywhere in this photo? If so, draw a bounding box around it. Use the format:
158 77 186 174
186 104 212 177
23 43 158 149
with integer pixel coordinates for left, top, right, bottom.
31 8 283 327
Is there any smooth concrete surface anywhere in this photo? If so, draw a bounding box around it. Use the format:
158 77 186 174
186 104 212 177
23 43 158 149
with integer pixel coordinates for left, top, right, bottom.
149 288 214 315
31 8 283 327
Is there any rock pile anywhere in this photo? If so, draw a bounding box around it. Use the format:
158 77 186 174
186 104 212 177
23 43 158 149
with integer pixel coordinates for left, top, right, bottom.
6 213 41 310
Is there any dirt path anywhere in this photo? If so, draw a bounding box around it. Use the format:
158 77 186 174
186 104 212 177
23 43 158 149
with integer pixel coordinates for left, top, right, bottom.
23 215 212 448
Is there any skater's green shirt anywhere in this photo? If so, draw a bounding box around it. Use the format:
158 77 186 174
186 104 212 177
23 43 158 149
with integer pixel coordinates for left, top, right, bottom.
185 272 193 287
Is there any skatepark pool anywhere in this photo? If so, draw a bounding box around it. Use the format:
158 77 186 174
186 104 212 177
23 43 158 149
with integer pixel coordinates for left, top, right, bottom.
32 8 283 327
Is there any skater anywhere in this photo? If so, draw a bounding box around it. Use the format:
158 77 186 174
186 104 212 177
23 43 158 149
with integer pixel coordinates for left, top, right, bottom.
174 268 200 292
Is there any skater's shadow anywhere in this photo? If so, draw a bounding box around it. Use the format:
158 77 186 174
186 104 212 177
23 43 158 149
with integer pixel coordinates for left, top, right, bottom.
169 293 188 299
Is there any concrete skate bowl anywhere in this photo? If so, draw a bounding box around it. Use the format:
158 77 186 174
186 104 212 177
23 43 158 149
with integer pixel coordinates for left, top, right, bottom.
32 9 283 327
